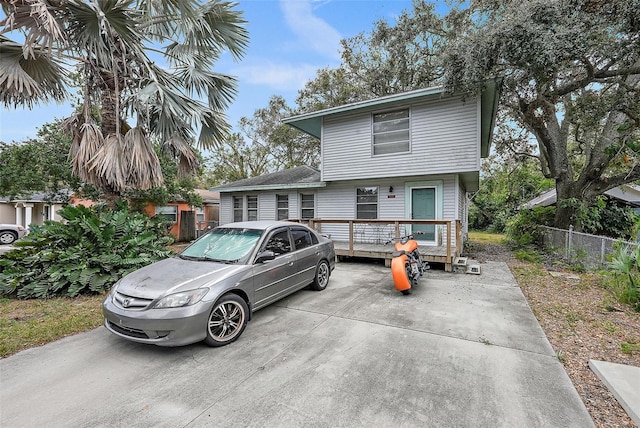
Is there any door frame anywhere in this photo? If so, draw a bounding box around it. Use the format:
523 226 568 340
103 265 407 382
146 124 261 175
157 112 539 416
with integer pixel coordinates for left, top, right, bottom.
405 180 443 246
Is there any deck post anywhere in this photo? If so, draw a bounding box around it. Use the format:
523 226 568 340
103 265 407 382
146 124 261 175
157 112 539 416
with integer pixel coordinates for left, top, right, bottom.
445 221 452 272
348 221 354 256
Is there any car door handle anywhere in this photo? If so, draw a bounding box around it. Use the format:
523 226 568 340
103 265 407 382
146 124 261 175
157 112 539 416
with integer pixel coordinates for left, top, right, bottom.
288 261 294 266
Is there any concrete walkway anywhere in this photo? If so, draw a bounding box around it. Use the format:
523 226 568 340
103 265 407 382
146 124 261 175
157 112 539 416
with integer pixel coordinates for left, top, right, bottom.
0 261 594 427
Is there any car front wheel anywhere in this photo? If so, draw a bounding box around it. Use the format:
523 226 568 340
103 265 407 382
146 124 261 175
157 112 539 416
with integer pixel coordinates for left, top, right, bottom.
204 294 249 347
310 259 330 291
0 231 17 245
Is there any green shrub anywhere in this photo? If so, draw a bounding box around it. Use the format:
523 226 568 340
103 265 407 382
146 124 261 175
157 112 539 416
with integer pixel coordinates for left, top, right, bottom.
607 245 640 311
513 248 543 263
0 202 173 298
505 206 556 247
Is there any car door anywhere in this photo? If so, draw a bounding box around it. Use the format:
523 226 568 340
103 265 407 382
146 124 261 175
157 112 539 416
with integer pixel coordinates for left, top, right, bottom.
252 228 297 309
291 227 318 287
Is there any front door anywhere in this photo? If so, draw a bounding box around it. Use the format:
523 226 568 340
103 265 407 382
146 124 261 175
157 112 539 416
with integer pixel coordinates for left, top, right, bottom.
411 187 436 244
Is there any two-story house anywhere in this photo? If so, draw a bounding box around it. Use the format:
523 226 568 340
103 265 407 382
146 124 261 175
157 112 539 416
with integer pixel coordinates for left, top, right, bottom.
212 82 500 270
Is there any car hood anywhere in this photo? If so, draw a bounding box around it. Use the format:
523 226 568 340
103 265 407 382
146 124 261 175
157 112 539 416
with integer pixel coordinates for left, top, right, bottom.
115 257 247 299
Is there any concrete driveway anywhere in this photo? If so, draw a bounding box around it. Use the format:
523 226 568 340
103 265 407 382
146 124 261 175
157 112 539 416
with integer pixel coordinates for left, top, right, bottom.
0 261 594 427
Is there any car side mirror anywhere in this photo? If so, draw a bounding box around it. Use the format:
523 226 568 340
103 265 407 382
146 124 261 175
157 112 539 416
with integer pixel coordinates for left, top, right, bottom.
255 250 276 264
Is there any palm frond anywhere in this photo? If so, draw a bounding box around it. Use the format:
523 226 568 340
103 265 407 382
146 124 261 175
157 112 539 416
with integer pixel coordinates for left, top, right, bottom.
1 0 67 55
70 122 104 185
124 126 164 190
89 133 128 191
199 1 249 61
163 135 199 177
0 36 67 107
199 109 231 149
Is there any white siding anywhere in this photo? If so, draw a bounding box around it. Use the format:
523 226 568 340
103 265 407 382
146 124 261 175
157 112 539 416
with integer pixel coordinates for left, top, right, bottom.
322 96 479 181
219 194 233 225
259 193 275 220
218 175 462 247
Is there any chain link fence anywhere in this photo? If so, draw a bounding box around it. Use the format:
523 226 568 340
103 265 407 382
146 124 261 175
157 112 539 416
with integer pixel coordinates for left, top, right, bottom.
539 225 636 269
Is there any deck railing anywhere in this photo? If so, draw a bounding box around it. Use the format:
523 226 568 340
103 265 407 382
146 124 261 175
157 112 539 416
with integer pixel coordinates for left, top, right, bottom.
290 218 462 270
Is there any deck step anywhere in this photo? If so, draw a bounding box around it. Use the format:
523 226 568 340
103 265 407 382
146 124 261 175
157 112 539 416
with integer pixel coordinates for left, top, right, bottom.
466 264 481 275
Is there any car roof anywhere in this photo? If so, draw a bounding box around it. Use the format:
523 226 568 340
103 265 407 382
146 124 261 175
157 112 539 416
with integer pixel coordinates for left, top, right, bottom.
217 220 308 232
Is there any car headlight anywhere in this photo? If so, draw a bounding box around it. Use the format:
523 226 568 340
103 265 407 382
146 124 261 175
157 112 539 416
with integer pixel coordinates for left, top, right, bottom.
153 288 209 309
108 281 121 298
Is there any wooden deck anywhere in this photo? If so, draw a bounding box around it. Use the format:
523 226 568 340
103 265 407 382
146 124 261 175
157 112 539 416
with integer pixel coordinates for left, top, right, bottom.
290 218 462 271
333 241 451 268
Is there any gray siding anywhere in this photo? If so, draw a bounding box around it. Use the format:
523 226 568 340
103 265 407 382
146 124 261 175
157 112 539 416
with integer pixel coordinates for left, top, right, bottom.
218 176 463 248
322 96 479 181
259 193 275 220
220 194 233 225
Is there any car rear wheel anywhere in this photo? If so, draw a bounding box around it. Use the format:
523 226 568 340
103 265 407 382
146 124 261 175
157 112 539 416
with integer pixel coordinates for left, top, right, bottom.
204 294 248 347
0 231 17 245
310 259 330 291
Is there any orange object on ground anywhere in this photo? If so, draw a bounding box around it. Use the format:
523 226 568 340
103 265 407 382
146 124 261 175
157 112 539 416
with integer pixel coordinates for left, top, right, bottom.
391 255 411 291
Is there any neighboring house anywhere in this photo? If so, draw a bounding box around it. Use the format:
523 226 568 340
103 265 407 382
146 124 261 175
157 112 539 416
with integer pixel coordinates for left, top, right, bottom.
0 191 73 228
521 184 640 212
144 189 220 241
213 83 500 268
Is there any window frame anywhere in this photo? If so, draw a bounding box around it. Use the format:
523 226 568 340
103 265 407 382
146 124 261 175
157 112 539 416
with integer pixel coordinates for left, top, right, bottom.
233 196 243 222
276 194 289 221
247 195 258 221
155 205 178 223
371 108 411 156
262 228 292 257
300 193 315 219
291 227 314 251
356 186 379 220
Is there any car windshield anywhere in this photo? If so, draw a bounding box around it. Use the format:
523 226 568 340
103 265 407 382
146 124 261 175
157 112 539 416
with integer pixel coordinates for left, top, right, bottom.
180 228 263 263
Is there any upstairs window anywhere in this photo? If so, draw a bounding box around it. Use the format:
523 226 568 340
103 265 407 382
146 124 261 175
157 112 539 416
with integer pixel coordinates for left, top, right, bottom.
356 187 378 219
372 109 410 155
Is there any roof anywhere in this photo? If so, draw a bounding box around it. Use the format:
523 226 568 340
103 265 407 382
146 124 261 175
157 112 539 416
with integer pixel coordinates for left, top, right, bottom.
521 184 640 209
211 166 325 193
194 189 220 203
283 79 502 158
0 190 73 203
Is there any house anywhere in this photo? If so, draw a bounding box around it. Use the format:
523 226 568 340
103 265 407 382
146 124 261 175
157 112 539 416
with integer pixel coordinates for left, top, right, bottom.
1 189 220 242
144 189 220 241
0 191 74 228
521 184 640 212
212 82 501 269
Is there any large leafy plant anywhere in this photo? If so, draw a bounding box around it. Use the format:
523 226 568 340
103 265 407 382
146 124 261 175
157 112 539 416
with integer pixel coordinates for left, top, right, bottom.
0 203 173 298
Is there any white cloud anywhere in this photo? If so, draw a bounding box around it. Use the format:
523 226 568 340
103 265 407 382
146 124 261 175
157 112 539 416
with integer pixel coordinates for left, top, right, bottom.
279 0 343 61
230 60 323 92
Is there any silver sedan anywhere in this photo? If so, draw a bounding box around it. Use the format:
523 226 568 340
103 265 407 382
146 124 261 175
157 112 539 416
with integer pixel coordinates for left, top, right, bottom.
103 221 335 347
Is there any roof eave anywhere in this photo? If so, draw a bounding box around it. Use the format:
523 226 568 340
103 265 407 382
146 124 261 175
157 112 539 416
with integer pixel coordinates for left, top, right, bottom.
215 182 327 193
283 86 446 139
480 78 503 158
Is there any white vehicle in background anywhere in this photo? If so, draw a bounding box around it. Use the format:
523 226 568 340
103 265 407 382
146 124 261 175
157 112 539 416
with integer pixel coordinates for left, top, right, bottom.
0 224 28 245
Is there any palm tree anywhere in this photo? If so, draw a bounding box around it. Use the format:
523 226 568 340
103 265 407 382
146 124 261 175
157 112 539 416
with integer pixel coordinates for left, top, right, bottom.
0 0 248 198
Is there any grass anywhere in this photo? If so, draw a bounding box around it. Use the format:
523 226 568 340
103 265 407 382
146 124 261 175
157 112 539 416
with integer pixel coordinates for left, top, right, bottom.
468 230 505 244
0 295 105 358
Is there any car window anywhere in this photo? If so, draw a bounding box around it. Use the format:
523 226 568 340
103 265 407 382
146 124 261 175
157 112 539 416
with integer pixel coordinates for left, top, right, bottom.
264 230 292 256
181 228 263 263
291 228 313 251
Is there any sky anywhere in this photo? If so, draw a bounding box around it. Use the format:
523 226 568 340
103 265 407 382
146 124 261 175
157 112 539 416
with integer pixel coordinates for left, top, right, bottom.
0 0 415 144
